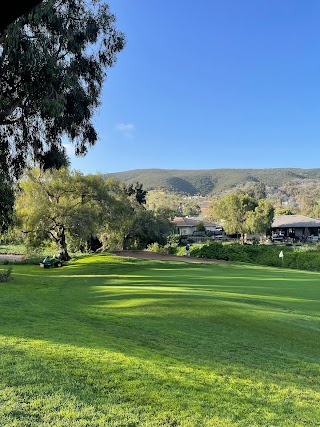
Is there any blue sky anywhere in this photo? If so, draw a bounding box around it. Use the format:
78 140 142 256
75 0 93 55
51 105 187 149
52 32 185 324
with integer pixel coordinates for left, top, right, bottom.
69 0 320 174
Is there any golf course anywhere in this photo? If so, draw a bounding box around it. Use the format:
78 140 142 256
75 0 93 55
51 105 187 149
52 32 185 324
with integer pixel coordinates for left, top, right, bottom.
0 253 319 426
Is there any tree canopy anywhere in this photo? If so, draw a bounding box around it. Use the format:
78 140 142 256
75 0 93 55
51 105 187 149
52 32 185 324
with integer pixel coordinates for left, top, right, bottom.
123 182 148 206
0 0 125 178
0 0 44 32
15 168 117 259
14 170 175 255
145 190 201 218
212 193 274 244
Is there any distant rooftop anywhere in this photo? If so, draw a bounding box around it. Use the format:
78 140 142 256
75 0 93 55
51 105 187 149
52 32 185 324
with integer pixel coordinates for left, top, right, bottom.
272 215 320 228
172 216 220 227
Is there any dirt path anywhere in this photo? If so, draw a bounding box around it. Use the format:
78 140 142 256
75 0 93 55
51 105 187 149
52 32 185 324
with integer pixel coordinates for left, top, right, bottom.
111 250 228 264
0 254 25 262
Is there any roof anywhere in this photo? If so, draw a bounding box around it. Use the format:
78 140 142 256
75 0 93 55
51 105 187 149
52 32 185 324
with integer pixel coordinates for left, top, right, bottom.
172 217 200 227
172 216 220 228
272 215 320 228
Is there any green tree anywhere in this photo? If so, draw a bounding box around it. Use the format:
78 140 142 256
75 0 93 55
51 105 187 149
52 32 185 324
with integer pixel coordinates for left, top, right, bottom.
275 208 295 215
0 0 125 179
246 199 275 236
100 180 175 251
249 182 267 200
99 179 135 250
196 221 206 232
124 208 174 249
235 181 267 200
123 182 148 206
15 168 116 259
212 193 258 244
145 190 201 218
40 146 71 172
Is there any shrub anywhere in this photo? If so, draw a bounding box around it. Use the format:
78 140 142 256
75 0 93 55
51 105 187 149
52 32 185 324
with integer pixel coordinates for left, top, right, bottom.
190 243 320 272
146 242 167 254
166 234 181 245
163 243 178 254
0 266 13 282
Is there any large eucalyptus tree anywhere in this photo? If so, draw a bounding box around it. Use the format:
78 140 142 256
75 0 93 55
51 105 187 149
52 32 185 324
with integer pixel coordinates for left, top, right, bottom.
0 0 125 230
1 0 125 176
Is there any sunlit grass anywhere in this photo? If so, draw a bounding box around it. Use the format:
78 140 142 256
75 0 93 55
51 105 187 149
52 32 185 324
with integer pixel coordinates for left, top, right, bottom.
0 254 320 426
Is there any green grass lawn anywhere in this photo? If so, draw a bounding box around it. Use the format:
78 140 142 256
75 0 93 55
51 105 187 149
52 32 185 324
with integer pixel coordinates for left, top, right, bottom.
0 254 320 426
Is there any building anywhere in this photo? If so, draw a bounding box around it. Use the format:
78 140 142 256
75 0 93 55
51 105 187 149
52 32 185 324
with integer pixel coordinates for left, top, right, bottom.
173 214 320 243
270 215 320 241
172 216 222 236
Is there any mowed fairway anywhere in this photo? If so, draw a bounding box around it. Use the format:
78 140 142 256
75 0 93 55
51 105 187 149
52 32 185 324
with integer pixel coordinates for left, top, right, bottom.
0 254 320 427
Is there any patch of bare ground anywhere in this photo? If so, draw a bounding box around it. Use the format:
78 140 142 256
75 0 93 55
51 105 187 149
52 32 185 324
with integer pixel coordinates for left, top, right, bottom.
0 254 25 262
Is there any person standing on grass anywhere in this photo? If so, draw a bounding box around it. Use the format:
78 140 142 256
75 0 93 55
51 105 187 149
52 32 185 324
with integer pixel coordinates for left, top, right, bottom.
186 243 190 257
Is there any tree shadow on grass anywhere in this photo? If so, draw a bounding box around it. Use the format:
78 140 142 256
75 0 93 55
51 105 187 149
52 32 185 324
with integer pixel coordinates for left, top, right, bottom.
0 255 320 425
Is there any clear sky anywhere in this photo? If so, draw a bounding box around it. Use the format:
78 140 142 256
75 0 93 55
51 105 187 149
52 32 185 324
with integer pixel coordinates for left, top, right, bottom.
68 0 320 174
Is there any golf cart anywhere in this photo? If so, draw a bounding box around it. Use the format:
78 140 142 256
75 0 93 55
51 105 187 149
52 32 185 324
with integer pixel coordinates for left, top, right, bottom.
40 255 63 268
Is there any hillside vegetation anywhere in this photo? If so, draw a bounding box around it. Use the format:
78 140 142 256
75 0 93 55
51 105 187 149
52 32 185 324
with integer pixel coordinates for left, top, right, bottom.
105 168 320 196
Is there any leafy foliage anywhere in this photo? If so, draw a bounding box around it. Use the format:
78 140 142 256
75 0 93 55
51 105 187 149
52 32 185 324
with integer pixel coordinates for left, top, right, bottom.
212 193 257 243
196 221 206 231
98 179 134 250
0 265 12 282
190 241 320 272
145 189 201 217
246 199 275 234
275 208 295 215
238 181 267 199
122 181 147 205
0 0 125 178
124 209 174 249
14 171 174 254
212 193 274 243
14 168 117 259
41 145 71 172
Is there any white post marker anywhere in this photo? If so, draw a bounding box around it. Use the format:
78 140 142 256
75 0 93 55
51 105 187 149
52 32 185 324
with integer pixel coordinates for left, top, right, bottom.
279 250 284 277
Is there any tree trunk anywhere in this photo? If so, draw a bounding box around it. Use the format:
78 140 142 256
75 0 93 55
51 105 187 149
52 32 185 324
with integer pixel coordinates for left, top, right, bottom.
57 225 70 261
240 233 245 245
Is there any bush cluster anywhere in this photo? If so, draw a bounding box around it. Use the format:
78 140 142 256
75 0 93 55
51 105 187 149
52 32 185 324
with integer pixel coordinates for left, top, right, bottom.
146 241 178 255
0 266 13 282
191 242 320 272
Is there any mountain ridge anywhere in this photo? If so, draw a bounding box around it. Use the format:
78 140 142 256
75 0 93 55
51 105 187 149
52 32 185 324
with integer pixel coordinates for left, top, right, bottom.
104 168 320 196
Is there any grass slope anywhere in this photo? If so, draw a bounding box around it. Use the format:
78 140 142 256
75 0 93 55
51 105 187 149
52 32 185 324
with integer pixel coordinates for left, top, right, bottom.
0 254 320 426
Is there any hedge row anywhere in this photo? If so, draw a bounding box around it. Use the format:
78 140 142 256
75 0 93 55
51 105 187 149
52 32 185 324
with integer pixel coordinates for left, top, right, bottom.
190 242 320 272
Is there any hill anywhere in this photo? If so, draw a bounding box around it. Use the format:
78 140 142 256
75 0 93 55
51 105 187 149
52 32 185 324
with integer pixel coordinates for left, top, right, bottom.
105 168 320 196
